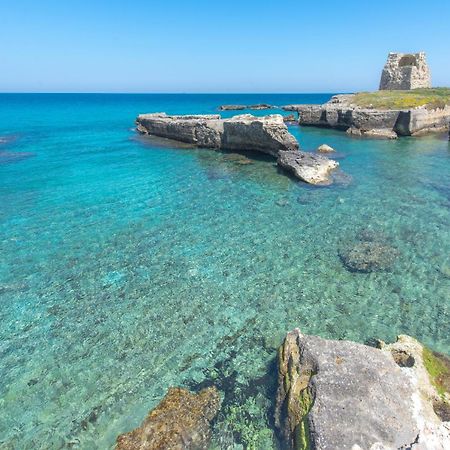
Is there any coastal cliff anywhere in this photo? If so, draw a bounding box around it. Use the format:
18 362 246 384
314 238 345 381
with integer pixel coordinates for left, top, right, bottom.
283 90 450 138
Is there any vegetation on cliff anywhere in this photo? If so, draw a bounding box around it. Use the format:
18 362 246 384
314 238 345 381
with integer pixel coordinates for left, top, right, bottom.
352 87 450 110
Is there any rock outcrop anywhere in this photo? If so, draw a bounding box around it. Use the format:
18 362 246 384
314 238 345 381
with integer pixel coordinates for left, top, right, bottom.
379 52 431 91
278 151 338 185
283 114 297 123
316 144 335 153
275 329 450 450
136 113 343 185
116 386 221 450
283 95 450 137
219 104 274 111
136 113 298 157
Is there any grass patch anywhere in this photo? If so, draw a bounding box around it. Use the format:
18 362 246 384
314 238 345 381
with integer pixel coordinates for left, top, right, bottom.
422 346 450 397
352 88 450 110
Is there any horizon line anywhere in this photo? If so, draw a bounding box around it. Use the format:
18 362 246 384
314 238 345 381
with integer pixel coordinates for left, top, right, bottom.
0 91 348 95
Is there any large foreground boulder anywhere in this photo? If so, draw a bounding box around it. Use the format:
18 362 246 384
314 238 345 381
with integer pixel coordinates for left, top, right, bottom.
277 150 339 185
136 113 298 157
275 329 450 450
116 386 221 450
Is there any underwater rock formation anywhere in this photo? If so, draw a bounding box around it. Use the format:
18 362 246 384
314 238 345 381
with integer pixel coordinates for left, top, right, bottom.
275 329 450 450
136 113 299 157
0 151 35 165
277 150 339 185
339 240 399 273
116 386 221 450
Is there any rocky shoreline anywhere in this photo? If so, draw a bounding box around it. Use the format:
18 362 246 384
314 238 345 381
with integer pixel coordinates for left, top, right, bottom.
136 113 340 185
282 94 450 139
116 329 450 449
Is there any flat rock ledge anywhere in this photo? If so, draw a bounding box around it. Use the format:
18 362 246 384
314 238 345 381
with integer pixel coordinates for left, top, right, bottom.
275 329 450 450
136 113 339 184
136 113 298 157
278 150 339 185
218 103 274 110
116 386 220 450
283 94 450 138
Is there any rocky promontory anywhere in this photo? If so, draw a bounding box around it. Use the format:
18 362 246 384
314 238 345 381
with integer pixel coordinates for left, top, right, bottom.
136 113 298 157
136 113 339 184
283 90 450 138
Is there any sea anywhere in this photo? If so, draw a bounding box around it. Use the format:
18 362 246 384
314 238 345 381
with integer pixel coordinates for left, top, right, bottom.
0 93 449 449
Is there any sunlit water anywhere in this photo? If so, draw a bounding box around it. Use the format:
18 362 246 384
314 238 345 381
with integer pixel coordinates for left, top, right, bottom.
0 94 449 449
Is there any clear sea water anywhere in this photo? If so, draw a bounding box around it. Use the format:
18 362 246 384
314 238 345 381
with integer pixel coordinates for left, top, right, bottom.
0 93 449 449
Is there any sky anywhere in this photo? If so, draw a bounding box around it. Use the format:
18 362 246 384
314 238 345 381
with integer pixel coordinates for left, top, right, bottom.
1 0 449 93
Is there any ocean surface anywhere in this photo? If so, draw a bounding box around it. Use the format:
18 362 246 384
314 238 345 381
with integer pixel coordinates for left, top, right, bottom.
0 93 449 449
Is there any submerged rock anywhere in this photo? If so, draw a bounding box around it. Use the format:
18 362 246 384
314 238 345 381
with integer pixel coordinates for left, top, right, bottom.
339 240 399 272
222 153 253 165
0 151 35 165
277 150 339 185
116 386 221 450
275 329 450 450
136 113 299 157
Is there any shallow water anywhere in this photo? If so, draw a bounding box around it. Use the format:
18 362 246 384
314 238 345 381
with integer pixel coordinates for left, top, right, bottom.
0 94 449 449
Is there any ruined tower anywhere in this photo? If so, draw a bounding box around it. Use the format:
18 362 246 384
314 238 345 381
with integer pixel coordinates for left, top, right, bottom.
379 52 431 90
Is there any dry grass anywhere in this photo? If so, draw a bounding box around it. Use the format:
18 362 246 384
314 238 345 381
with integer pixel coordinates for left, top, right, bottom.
352 88 450 110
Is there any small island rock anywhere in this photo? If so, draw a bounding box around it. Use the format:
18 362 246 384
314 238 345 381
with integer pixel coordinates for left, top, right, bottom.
316 144 335 153
277 150 338 185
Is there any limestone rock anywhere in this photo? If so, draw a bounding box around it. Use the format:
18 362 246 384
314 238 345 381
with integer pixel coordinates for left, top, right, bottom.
283 95 450 137
316 144 335 153
136 113 299 157
379 52 431 91
275 329 450 450
380 335 450 448
283 114 297 123
116 386 221 450
218 103 274 111
218 105 246 111
347 127 398 139
277 150 338 185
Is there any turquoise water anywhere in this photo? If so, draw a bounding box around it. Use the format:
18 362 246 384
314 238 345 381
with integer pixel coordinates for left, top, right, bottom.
0 94 449 449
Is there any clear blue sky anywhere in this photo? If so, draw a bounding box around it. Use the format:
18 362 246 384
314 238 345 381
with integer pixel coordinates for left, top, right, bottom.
1 0 449 93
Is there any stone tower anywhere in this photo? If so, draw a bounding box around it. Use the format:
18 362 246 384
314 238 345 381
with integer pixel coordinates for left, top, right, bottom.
379 52 431 90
